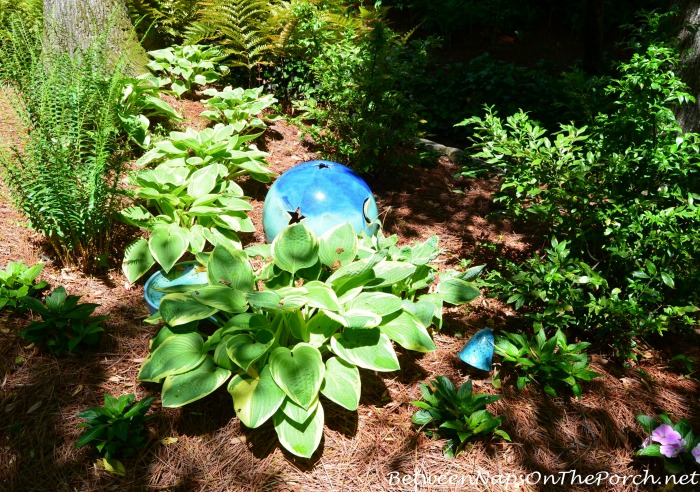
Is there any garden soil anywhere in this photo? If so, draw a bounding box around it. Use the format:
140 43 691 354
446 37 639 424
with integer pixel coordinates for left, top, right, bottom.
1 95 699 492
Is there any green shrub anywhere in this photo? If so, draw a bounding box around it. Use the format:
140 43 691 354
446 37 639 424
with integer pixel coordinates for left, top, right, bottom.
137 223 481 458
76 393 155 474
0 17 128 268
0 261 47 312
200 85 277 133
411 376 509 457
146 44 229 98
20 287 106 355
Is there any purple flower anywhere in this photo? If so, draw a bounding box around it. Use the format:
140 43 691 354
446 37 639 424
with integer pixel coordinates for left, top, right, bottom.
660 439 687 458
692 444 700 464
652 424 683 446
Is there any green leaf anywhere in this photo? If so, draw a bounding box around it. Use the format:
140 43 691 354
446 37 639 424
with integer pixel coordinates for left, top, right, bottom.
637 443 662 457
379 310 436 352
190 285 248 313
304 281 341 311
162 356 231 407
273 400 325 458
228 365 286 428
149 226 189 273
367 261 417 288
320 357 361 411
661 272 675 288
636 414 658 434
438 278 481 305
226 330 275 371
207 246 254 291
269 344 325 409
330 328 400 372
138 332 206 382
272 224 319 275
160 293 218 326
344 292 404 317
187 164 219 198
319 223 358 269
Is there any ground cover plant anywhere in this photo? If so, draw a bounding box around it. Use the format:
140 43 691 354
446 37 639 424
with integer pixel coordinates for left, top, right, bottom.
2 2 700 491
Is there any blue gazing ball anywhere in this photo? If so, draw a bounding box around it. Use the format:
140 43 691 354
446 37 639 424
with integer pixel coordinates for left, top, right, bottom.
262 160 379 242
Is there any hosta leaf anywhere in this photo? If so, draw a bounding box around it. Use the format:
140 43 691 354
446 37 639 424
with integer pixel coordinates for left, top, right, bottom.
122 238 155 283
379 310 436 352
160 293 218 326
273 400 324 459
272 223 319 274
207 245 254 291
438 278 481 305
190 285 247 313
320 357 360 411
304 281 341 311
149 226 189 273
330 328 400 372
187 164 219 198
269 344 324 409
138 332 205 382
366 261 417 288
162 357 231 407
226 330 275 371
345 292 404 317
228 365 285 428
319 223 358 269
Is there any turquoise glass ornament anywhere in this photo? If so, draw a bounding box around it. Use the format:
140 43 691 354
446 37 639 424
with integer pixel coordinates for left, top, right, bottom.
457 329 495 371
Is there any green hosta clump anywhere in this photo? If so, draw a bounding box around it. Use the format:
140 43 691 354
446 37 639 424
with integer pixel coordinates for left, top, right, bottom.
411 376 510 458
138 223 482 458
493 327 602 399
146 44 229 98
76 393 156 475
118 74 182 148
136 124 274 183
120 162 254 283
200 86 278 134
0 261 47 312
20 287 106 355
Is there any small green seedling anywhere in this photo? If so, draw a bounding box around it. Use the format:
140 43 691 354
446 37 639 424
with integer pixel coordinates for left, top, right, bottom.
0 261 47 312
411 376 510 457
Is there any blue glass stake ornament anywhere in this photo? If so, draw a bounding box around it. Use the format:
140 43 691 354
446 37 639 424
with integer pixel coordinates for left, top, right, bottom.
458 329 495 371
262 160 379 242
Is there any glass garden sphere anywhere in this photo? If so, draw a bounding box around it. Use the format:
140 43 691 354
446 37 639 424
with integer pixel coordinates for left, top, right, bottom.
262 160 379 242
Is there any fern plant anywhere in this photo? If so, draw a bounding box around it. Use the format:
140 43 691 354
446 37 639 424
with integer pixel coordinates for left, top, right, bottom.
0 17 128 268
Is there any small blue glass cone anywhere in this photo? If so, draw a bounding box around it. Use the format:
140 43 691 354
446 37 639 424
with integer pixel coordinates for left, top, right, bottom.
458 329 495 371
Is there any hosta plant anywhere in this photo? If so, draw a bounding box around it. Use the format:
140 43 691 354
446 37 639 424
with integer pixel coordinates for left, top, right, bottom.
200 85 278 135
136 123 274 183
0 261 47 312
76 393 155 475
138 223 482 458
637 413 700 474
20 287 106 355
493 327 601 399
120 161 254 283
118 74 182 148
411 376 510 457
146 44 229 98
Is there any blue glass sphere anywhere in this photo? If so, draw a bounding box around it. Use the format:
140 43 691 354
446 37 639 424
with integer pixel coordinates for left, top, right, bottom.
263 160 379 242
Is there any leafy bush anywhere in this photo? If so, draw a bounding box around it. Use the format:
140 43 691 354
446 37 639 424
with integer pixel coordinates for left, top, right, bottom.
637 413 700 474
20 287 106 355
0 261 47 312
137 223 481 458
463 41 700 359
411 376 509 457
493 327 601 399
0 18 128 268
200 85 277 133
146 44 229 98
76 393 155 474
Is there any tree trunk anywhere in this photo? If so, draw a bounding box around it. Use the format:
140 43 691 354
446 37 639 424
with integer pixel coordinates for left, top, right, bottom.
43 0 148 75
677 0 700 133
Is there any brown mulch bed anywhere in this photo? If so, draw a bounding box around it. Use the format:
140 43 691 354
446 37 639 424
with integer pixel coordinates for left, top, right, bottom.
1 96 699 492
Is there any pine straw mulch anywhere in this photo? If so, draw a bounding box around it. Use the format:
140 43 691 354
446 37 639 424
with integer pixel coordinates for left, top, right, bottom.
1 96 700 492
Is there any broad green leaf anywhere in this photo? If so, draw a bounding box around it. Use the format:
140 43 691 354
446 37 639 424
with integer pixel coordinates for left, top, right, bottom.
191 285 248 313
330 328 400 372
226 330 275 371
122 238 155 283
269 344 324 409
228 365 285 428
325 309 382 329
280 396 319 422
366 261 417 288
272 223 319 274
207 246 254 291
320 357 360 411
160 293 218 326
245 290 283 310
345 292 403 317
304 281 341 311
306 311 342 347
273 400 324 458
149 226 189 273
187 164 219 198
379 310 436 352
162 356 231 407
438 278 481 305
138 332 205 382
319 223 358 269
